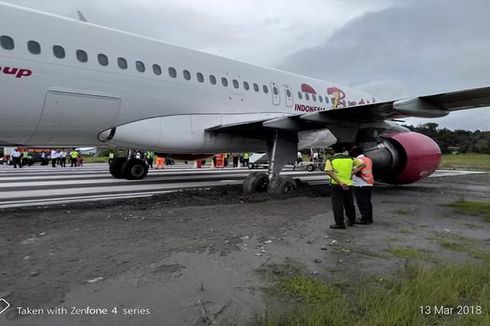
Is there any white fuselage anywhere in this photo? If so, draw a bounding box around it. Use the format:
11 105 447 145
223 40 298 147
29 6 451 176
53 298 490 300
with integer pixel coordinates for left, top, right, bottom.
0 2 373 153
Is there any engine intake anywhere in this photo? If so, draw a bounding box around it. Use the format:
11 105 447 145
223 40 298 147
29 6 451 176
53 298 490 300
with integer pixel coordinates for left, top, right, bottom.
365 132 441 184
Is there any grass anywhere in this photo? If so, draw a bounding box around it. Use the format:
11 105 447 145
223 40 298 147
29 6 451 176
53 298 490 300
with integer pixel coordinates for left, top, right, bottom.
445 200 490 222
431 232 490 261
239 258 490 326
440 153 490 170
398 227 414 234
388 247 429 259
233 234 490 326
82 156 109 163
278 276 343 305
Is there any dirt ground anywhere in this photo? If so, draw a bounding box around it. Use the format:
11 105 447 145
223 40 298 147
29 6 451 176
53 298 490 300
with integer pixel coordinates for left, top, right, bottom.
0 173 489 326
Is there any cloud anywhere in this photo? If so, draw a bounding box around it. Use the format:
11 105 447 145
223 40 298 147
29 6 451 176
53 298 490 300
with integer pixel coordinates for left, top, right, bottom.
6 0 489 129
6 0 387 65
280 0 490 130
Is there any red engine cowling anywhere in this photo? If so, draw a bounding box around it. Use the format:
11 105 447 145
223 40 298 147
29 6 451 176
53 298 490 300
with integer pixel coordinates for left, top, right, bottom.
365 132 441 184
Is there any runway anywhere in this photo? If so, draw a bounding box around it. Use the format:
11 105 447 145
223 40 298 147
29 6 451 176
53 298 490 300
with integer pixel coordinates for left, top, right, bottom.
0 163 487 209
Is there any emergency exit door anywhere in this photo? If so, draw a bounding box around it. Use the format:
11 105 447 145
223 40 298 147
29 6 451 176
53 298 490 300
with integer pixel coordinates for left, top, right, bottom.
283 84 293 107
270 82 280 105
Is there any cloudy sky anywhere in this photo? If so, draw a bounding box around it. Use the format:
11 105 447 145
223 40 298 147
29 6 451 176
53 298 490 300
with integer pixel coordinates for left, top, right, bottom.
6 0 490 130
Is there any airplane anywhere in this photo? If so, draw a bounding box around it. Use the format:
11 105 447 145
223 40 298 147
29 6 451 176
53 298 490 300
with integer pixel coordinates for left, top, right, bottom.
1 1 489 193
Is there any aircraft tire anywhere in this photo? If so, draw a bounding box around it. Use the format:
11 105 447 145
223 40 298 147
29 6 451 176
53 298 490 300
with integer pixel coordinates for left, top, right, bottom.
109 157 127 179
122 158 148 180
268 176 297 194
243 172 269 193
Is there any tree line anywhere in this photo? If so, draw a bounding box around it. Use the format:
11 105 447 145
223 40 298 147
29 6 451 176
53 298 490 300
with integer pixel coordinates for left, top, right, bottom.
403 123 490 154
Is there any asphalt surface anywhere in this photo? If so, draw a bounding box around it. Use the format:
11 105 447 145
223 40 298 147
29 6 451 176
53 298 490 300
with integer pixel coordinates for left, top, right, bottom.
0 163 486 209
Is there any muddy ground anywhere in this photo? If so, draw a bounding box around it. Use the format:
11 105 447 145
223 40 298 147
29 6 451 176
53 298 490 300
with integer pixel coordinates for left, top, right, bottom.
0 173 489 325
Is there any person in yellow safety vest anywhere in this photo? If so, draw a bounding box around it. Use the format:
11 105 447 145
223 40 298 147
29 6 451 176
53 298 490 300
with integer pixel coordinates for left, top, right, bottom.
350 146 374 225
324 143 364 229
108 152 115 165
145 151 154 169
22 150 29 167
69 148 79 167
242 152 250 167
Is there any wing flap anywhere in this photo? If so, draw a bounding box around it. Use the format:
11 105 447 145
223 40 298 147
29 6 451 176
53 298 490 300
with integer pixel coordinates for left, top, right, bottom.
420 86 490 111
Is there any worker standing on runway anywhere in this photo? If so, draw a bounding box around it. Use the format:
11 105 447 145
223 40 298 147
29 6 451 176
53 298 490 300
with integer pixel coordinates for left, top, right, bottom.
50 149 58 168
232 153 239 168
21 150 29 167
59 149 67 167
108 152 115 165
242 152 250 167
145 151 154 169
11 148 22 168
350 146 374 224
324 143 364 229
70 148 79 167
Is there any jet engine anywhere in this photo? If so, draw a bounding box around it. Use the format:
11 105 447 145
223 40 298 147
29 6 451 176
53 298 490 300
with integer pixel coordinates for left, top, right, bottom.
365 132 441 184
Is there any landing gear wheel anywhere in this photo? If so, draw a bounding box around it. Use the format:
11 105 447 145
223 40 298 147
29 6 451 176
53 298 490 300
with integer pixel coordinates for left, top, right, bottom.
268 176 297 194
247 162 255 169
243 172 269 193
122 158 148 180
306 164 315 172
109 157 127 179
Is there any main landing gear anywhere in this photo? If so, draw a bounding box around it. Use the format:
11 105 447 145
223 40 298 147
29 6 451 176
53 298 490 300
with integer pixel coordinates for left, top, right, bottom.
243 130 299 194
109 157 148 180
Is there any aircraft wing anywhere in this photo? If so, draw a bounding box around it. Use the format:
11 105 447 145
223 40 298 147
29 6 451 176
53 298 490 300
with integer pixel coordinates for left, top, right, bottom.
207 86 490 138
304 85 490 124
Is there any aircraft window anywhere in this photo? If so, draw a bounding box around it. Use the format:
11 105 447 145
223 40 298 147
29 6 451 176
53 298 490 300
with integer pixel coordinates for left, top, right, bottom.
136 61 145 72
98 54 109 66
312 94 316 102
305 93 310 100
169 67 177 78
263 85 269 94
53 45 65 59
324 96 329 104
183 70 191 80
221 77 228 87
209 75 217 85
298 92 303 99
118 57 128 70
233 79 239 89
243 81 250 90
273 86 279 95
28 40 41 55
0 35 14 50
319 95 323 103
153 64 162 75
197 72 204 83
253 83 259 92
286 89 292 97
76 49 88 62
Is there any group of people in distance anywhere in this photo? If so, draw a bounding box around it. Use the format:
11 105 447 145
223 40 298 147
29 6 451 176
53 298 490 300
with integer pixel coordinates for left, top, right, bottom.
325 143 374 229
48 148 83 168
9 148 83 168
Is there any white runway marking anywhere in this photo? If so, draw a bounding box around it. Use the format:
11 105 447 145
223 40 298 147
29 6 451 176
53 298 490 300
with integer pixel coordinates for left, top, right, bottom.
0 163 486 209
